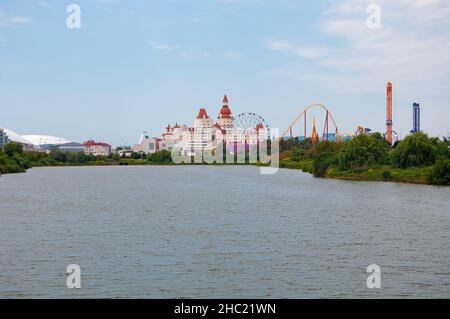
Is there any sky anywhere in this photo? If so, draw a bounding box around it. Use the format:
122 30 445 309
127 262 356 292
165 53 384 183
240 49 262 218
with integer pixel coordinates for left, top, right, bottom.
0 0 449 146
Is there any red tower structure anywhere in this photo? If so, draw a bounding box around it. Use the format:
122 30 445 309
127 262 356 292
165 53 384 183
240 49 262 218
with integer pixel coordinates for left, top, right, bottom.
386 81 393 145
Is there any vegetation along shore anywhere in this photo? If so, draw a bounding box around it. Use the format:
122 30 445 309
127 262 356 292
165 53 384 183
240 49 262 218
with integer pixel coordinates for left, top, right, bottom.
276 132 450 185
1 132 449 185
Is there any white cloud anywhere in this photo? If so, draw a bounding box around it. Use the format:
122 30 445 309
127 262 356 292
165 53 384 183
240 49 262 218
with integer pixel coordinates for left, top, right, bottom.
148 40 211 60
180 49 210 59
0 10 32 28
266 38 327 59
148 40 180 51
37 1 51 8
266 0 450 93
223 50 241 59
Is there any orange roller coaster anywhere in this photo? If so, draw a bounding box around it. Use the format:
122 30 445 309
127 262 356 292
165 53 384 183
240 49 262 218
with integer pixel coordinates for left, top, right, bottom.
282 103 339 143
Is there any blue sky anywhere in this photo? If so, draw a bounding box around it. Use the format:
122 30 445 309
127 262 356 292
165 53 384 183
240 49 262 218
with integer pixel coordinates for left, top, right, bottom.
1 0 449 146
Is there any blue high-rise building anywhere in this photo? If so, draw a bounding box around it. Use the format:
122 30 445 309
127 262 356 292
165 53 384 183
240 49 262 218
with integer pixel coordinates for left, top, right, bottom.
0 128 8 149
411 103 421 133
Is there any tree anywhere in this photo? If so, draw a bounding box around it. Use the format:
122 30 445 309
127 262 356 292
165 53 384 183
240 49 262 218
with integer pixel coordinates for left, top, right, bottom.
313 152 336 177
428 159 450 185
390 132 448 168
66 152 87 163
49 149 67 163
291 146 305 162
311 140 342 157
0 149 26 173
338 133 390 170
147 150 173 163
3 142 23 157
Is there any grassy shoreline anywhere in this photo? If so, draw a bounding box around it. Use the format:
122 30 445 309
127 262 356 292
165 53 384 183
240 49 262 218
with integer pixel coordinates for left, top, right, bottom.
3 157 446 186
278 158 444 185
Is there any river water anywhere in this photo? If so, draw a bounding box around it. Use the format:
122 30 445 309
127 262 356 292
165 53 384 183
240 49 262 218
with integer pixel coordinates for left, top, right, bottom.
0 166 449 298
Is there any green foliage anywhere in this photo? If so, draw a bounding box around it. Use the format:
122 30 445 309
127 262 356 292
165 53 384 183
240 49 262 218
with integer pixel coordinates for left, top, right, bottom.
313 152 336 177
0 151 25 173
279 137 313 153
3 142 23 157
147 150 173 163
11 154 32 170
311 140 342 157
289 140 338 162
390 132 448 168
131 152 147 160
49 149 67 163
291 146 305 162
66 152 87 163
382 170 392 182
338 133 390 170
427 159 450 185
0 143 30 174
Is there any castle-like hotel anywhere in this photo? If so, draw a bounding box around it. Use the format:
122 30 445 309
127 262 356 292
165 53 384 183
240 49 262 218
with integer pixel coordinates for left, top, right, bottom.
133 95 267 154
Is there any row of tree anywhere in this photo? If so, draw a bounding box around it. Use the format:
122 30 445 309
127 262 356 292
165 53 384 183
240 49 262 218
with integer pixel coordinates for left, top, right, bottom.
0 143 31 174
0 143 175 175
285 132 450 185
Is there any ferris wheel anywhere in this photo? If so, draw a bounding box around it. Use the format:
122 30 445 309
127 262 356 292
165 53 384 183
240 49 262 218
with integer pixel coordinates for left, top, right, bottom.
234 112 270 138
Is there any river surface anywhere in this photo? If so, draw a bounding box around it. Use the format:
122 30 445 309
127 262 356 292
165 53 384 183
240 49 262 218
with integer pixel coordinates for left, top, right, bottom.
0 166 449 298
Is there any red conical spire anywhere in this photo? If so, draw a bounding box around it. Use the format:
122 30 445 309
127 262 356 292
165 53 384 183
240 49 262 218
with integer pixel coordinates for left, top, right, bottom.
197 108 209 119
219 95 232 118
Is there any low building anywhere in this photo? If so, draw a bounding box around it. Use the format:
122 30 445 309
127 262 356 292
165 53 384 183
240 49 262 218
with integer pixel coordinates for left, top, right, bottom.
0 128 8 149
132 132 162 154
161 123 186 151
83 139 111 156
57 142 85 153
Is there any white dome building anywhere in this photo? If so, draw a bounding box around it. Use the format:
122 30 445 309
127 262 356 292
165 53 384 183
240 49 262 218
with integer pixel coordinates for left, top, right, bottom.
22 134 83 153
23 135 71 146
0 129 79 152
2 128 39 151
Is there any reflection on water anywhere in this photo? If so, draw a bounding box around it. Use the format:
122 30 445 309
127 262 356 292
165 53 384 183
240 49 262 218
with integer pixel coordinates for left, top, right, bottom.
0 166 449 298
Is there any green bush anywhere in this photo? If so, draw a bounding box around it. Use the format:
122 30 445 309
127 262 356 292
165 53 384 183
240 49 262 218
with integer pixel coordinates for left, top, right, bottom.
382 170 392 181
3 142 23 157
338 133 390 170
428 159 450 185
291 146 305 162
147 150 173 163
313 152 336 177
390 132 448 168
66 152 87 163
49 149 67 163
0 151 25 174
0 144 29 174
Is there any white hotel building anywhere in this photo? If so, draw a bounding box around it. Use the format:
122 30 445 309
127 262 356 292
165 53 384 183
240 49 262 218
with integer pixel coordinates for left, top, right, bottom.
163 95 267 154
132 95 267 155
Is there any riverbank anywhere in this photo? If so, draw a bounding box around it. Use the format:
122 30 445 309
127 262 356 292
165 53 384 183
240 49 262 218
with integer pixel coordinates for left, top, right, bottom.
0 158 176 175
2 139 449 186
0 146 176 176
278 158 445 185
2 153 445 186
32 158 177 167
277 132 450 186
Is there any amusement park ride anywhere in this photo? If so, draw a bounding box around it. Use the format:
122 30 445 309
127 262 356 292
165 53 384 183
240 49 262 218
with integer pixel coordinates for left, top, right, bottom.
281 103 340 142
281 82 398 145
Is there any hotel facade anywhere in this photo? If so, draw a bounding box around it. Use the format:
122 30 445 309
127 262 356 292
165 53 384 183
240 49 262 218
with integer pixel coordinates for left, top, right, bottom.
163 95 267 154
132 95 267 155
